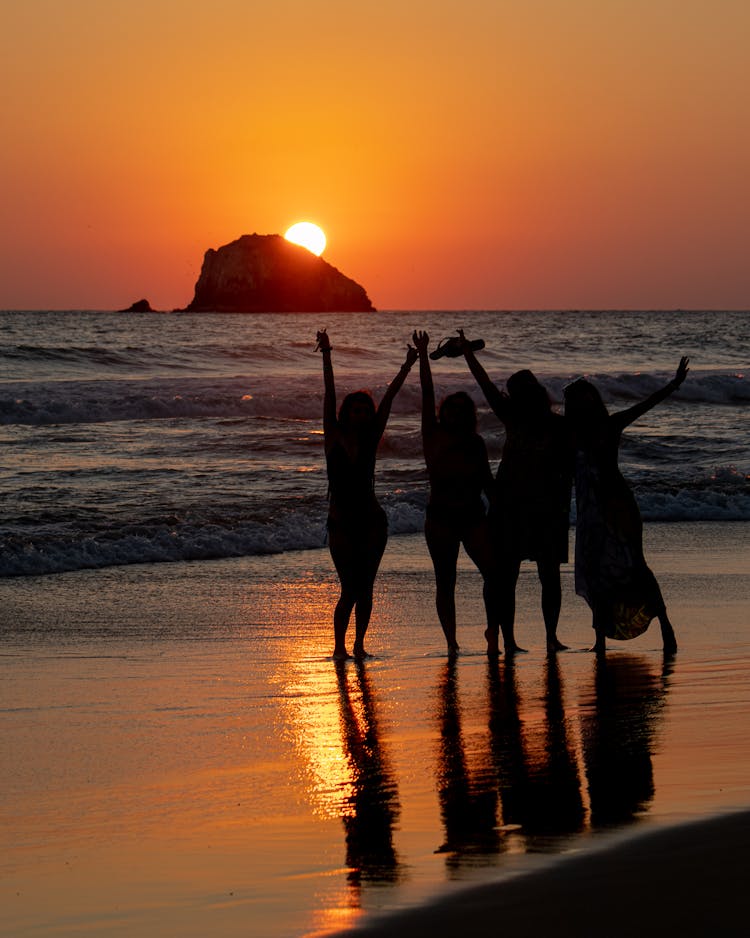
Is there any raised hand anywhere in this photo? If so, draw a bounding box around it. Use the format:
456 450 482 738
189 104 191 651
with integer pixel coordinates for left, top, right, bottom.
412 329 429 354
405 344 419 368
315 328 331 352
673 356 689 387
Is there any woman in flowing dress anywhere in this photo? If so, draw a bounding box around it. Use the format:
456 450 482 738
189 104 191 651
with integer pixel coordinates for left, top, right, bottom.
563 358 689 654
317 329 417 659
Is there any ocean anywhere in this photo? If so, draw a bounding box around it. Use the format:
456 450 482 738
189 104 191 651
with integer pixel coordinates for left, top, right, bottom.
1 309 748 579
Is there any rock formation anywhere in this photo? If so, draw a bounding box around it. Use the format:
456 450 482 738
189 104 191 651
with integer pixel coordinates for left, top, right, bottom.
185 234 375 312
120 298 154 312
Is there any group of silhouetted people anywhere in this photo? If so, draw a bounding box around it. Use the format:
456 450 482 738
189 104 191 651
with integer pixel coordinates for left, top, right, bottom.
316 328 688 660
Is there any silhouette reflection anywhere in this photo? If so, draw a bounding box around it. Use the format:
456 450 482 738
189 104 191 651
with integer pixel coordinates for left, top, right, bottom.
485 657 530 833
581 654 672 828
522 656 585 836
487 657 584 841
435 660 501 864
434 657 586 869
334 660 403 890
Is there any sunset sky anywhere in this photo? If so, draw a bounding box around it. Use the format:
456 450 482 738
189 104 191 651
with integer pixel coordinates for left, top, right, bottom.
2 0 749 310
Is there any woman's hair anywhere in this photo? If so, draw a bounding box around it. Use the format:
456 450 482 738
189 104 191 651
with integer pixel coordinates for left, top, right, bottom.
438 391 477 432
563 378 609 426
338 390 376 432
507 369 552 419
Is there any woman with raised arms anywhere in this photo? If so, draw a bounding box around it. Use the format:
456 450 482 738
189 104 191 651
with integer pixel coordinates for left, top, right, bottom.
317 329 417 659
563 358 689 655
458 331 573 655
412 330 497 656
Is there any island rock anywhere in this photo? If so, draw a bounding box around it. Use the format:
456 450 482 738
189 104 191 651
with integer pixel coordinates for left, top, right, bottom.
185 234 375 312
120 298 154 312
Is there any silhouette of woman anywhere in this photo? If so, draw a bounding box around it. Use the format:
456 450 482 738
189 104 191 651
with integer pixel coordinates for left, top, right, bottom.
564 358 688 654
413 330 496 655
317 329 417 659
459 332 573 655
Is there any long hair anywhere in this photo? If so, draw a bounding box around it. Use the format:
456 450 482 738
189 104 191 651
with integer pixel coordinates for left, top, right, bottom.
563 378 609 431
507 369 553 421
338 390 376 434
438 391 477 433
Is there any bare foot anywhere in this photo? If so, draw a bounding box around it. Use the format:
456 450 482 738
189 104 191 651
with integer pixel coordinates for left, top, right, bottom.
547 637 569 653
332 647 351 661
352 643 372 660
504 643 527 656
660 619 677 656
484 628 500 657
662 637 678 657
447 642 460 658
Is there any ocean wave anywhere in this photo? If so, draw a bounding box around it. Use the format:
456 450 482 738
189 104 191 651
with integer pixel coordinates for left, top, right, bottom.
568 370 750 406
1 370 747 426
2 481 747 578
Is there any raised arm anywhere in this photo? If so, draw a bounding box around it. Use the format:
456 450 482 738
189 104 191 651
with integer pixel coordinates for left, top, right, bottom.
413 330 437 435
316 329 337 440
457 330 509 420
374 344 418 439
613 357 689 430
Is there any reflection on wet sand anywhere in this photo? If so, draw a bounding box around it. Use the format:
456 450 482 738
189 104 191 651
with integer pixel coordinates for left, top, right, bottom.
434 656 585 870
283 656 403 931
435 660 501 863
507 655 585 837
292 648 672 920
433 653 670 870
581 654 672 828
334 661 403 890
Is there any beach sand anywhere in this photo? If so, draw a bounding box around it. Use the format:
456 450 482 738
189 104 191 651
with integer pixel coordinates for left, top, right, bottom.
2 521 749 937
332 809 750 937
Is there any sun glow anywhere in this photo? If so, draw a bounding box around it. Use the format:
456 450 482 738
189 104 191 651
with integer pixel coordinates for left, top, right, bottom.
284 222 327 256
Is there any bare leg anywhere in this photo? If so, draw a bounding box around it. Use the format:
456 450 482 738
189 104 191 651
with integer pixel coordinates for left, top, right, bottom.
329 527 354 657
590 607 606 654
659 609 677 656
425 518 461 654
352 591 374 658
537 558 567 652
462 522 501 656
352 513 388 658
498 556 525 655
333 590 355 658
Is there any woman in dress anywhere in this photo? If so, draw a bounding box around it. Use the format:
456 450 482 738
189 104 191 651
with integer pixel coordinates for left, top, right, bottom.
413 330 497 655
563 358 689 654
317 329 417 659
459 332 573 654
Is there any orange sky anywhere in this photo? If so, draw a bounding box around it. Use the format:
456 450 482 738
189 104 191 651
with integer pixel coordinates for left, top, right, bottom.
2 0 749 310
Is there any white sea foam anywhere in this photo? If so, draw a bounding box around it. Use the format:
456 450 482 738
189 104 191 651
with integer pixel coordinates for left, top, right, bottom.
2 480 747 578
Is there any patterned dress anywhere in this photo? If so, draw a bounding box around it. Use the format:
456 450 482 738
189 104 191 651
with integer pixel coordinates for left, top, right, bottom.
573 416 665 640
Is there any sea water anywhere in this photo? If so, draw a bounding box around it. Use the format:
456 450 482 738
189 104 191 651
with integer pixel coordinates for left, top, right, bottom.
1 309 748 579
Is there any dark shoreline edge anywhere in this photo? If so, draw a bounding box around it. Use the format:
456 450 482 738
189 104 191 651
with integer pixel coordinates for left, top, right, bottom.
331 809 750 937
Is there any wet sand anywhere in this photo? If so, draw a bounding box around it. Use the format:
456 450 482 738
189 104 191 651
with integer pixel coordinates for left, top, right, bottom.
333 809 750 937
1 522 749 937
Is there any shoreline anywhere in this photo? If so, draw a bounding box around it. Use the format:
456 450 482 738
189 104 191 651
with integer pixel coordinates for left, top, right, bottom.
329 808 750 937
2 521 749 937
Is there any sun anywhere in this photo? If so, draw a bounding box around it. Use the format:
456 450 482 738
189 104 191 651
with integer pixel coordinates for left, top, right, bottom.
284 222 326 256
